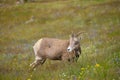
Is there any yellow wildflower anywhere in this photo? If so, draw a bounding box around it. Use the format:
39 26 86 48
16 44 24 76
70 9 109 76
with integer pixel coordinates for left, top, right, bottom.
80 72 83 75
27 78 31 80
95 63 100 67
81 67 85 70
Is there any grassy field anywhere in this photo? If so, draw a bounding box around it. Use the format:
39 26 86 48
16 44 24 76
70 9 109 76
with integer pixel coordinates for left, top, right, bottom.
0 0 120 80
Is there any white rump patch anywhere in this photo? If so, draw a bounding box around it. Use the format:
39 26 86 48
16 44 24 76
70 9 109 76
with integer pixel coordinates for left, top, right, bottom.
33 39 43 50
33 39 43 59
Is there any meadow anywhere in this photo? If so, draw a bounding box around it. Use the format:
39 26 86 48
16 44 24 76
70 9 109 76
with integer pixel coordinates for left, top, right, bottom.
0 0 120 80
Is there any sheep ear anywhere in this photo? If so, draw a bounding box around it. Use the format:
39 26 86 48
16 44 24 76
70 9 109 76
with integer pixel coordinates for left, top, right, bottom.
71 31 75 37
69 31 73 37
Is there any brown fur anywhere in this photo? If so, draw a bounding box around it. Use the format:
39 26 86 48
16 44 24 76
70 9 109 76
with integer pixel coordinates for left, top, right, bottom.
30 38 81 70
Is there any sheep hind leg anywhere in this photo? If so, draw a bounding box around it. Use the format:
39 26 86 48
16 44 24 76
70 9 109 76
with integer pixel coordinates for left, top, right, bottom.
30 58 46 71
30 59 40 70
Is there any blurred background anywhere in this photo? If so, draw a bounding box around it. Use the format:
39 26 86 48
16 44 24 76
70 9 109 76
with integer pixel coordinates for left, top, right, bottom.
0 0 120 80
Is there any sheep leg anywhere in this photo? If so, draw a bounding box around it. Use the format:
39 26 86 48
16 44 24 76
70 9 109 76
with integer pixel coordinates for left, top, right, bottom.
30 59 41 70
30 58 46 70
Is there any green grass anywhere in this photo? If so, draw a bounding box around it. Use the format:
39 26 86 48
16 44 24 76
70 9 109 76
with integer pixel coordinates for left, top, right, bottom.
0 0 120 80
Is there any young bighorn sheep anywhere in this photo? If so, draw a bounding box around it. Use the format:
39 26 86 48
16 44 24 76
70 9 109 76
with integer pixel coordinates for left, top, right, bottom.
30 32 83 70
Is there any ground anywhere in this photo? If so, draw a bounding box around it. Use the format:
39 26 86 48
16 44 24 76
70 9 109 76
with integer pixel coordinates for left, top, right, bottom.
0 0 120 80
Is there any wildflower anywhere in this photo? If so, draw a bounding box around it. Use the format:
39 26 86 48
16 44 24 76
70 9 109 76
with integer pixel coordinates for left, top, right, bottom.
14 58 16 61
80 72 83 75
95 63 100 67
81 67 85 70
62 73 66 77
30 75 32 77
27 78 31 80
33 68 36 71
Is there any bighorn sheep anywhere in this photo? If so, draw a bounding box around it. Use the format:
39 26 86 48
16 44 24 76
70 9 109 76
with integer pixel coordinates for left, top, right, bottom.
30 32 83 70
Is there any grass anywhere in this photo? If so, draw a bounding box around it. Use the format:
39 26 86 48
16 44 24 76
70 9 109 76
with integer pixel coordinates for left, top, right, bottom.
0 0 120 80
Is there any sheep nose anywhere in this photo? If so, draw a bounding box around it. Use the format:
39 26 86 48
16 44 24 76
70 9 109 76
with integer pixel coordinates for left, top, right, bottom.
67 48 70 51
67 47 71 52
